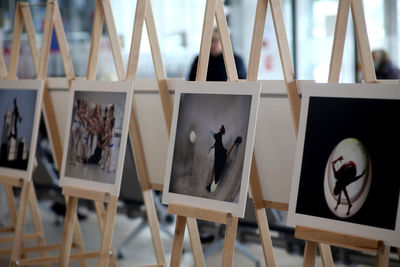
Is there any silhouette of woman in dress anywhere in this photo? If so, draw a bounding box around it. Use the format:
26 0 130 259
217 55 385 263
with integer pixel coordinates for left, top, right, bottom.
332 156 366 215
206 125 242 192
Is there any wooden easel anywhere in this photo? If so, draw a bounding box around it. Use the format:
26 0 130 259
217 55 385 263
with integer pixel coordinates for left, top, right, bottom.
245 0 304 266
294 1 393 266
53 0 134 266
167 1 248 266
7 1 88 266
125 0 213 266
0 3 48 264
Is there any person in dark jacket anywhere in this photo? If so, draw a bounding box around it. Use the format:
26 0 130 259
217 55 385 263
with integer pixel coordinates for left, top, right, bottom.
372 49 400 79
188 28 246 81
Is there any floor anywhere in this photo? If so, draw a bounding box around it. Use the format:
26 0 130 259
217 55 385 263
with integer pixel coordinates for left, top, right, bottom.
0 191 397 266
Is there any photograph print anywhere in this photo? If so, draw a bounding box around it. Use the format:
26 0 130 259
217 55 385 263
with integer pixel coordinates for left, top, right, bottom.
288 82 400 246
163 82 260 217
0 80 43 180
61 81 132 196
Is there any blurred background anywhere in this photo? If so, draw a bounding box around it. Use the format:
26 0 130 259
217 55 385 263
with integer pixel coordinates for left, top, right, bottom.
0 0 398 82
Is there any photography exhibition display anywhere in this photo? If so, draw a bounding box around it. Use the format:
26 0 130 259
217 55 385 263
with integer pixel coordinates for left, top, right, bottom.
0 80 43 181
162 81 261 217
288 82 400 246
60 80 133 196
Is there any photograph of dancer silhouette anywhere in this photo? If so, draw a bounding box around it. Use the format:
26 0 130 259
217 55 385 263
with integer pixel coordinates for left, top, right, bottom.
332 156 365 213
0 89 37 171
163 82 260 217
206 125 242 192
63 91 126 185
289 84 400 242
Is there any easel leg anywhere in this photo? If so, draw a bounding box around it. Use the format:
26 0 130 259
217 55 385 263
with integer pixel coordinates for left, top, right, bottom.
27 184 50 267
142 190 167 266
94 201 117 267
221 216 238 267
97 196 118 267
303 240 317 267
4 185 18 227
318 243 334 267
9 181 31 267
170 215 187 267
187 217 205 267
62 195 88 267
254 208 276 267
375 244 390 267
58 196 79 267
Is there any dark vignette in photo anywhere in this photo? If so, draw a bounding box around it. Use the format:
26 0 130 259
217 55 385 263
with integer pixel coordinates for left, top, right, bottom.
295 96 400 230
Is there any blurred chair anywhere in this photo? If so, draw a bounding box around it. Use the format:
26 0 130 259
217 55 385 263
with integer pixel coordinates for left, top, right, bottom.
116 138 174 259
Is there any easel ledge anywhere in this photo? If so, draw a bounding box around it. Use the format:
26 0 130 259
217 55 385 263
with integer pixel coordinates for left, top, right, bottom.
295 226 384 255
168 204 233 225
0 176 24 187
62 186 111 202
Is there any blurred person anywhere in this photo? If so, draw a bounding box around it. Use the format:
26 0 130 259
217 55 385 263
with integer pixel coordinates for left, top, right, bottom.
188 28 246 81
372 49 400 79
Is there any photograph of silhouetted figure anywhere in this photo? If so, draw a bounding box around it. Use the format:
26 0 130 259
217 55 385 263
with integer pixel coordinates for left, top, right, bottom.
0 89 37 170
295 95 400 230
207 125 242 192
332 156 366 215
168 92 252 203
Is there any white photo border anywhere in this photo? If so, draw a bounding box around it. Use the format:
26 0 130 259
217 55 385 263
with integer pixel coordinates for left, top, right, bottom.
288 82 400 247
60 80 133 196
162 81 261 218
0 80 44 181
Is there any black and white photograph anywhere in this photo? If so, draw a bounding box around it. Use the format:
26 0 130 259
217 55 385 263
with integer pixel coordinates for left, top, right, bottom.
288 82 400 246
60 81 133 196
163 82 260 217
0 80 43 181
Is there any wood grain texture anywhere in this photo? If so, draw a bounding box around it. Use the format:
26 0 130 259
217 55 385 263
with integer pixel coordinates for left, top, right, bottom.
86 0 104 80
302 241 317 267
221 216 238 267
318 243 334 267
9 182 31 267
187 218 206 267
169 215 187 267
58 196 79 267
62 186 110 202
255 208 276 267
196 0 217 81
37 0 55 79
28 184 50 267
247 0 268 81
328 0 351 83
143 190 166 265
168 204 230 224
53 1 75 80
102 0 126 80
20 3 39 73
351 0 377 83
126 0 147 81
270 0 300 134
215 0 238 81
145 1 173 133
295 226 381 254
98 196 118 267
7 2 24 80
